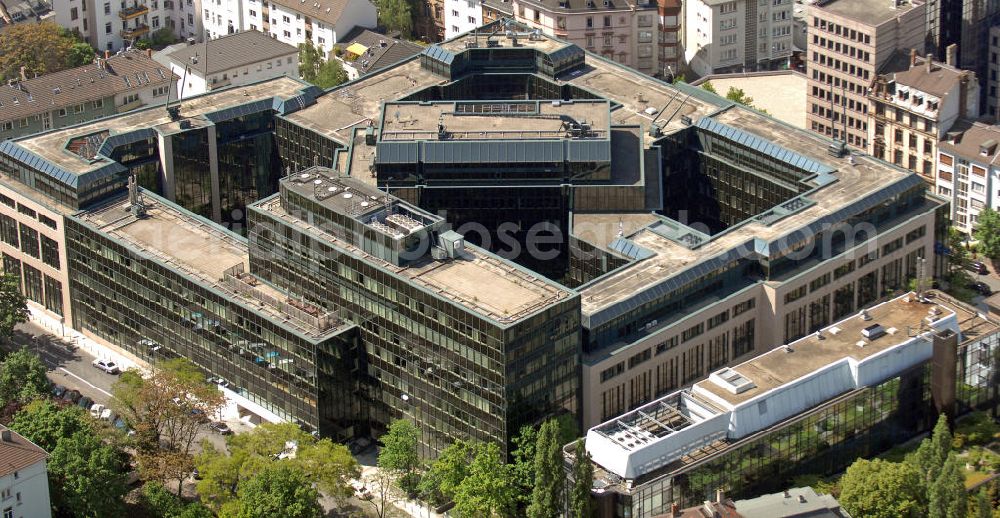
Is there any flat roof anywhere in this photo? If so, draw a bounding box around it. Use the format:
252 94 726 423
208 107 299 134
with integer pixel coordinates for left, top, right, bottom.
15 76 310 176
694 295 943 406
695 72 808 129
438 30 569 53
812 0 924 25
75 195 347 340
578 105 915 318
379 100 611 141
253 195 575 325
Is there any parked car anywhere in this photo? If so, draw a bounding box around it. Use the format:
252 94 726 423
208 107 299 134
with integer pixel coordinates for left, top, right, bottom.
972 281 993 296
62 389 81 404
92 359 120 374
90 404 106 418
52 384 67 398
77 396 93 410
189 408 209 423
966 261 989 275
209 422 232 435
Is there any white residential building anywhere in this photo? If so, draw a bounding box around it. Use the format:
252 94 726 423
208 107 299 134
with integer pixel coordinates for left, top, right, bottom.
683 0 794 78
53 0 203 52
935 121 1000 234
444 0 482 39
0 426 52 518
239 0 376 57
166 30 298 98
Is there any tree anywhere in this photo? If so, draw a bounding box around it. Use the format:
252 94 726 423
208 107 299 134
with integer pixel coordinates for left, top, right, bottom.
139 450 196 497
671 73 686 84
9 399 89 452
365 468 395 518
0 21 95 80
725 87 754 106
569 439 594 518
68 42 96 68
927 453 967 518
839 458 927 518
49 430 130 518
142 481 185 517
374 0 413 39
701 81 717 94
418 439 476 506
378 419 421 495
972 488 992 518
313 60 348 89
227 463 322 518
111 358 224 453
295 438 360 506
974 208 1000 259
0 274 28 342
908 414 952 484
298 41 347 89
511 424 538 507
454 442 517 518
527 419 564 518
0 348 50 406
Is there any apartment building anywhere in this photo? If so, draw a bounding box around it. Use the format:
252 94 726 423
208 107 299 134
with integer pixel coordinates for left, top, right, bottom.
805 0 925 149
480 0 512 27
511 0 660 76
444 0 482 38
53 0 203 52
0 50 174 141
166 30 298 98
219 0 377 55
0 0 53 28
0 427 51 518
414 0 446 41
868 47 979 182
335 28 422 80
935 120 1000 234
683 0 794 78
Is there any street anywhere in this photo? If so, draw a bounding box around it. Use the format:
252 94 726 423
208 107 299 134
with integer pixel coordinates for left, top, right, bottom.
3 320 230 454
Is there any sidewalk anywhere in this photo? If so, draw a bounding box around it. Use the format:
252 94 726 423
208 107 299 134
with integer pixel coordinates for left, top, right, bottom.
27 305 149 374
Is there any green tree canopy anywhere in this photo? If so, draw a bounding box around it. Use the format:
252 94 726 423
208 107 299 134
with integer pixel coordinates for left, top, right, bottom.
0 348 50 406
839 458 927 518
974 207 1000 259
298 40 348 89
0 21 96 80
527 419 564 518
374 0 413 39
0 274 28 341
49 430 130 517
454 442 517 518
725 87 754 106
418 439 476 506
927 453 967 518
700 81 717 94
908 414 952 484
227 462 322 518
10 399 89 451
569 439 594 518
377 418 421 494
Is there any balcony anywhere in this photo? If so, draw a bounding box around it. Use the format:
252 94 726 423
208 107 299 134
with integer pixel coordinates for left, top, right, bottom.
119 4 149 19
121 24 150 38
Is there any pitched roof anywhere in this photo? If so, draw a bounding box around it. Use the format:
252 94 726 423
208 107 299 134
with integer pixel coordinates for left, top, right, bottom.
0 426 47 477
338 28 422 75
0 50 174 122
168 30 298 76
892 56 971 97
938 118 1000 165
269 0 353 27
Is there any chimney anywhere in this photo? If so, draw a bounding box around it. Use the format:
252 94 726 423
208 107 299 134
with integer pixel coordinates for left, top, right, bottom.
19 66 26 81
0 429 11 442
716 488 725 503
104 49 111 59
146 48 152 58
670 503 680 517
926 54 934 73
909 48 917 67
946 43 958 67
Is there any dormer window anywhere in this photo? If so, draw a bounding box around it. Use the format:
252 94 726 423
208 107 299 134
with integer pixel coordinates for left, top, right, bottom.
913 95 923 106
898 90 909 101
928 100 938 111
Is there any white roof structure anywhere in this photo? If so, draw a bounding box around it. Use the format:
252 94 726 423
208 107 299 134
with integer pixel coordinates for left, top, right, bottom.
586 293 961 480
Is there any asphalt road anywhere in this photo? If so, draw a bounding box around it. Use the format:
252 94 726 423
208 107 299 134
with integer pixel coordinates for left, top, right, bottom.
3 320 229 454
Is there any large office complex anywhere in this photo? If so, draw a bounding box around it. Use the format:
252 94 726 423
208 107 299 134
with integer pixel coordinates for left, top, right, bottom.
578 292 999 516
0 19 960 455
805 0 926 149
682 0 794 77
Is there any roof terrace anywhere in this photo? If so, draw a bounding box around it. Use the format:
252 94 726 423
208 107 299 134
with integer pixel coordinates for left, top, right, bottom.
75 194 347 341
585 292 983 481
